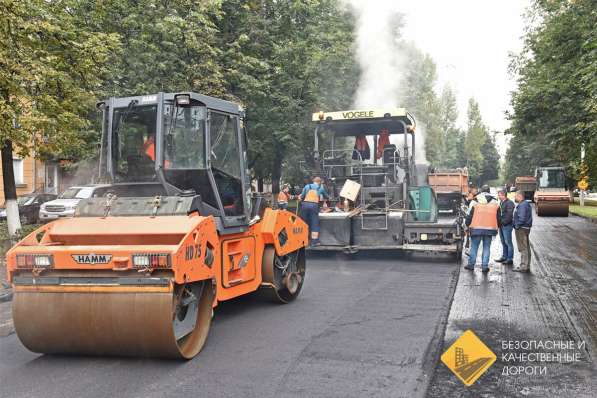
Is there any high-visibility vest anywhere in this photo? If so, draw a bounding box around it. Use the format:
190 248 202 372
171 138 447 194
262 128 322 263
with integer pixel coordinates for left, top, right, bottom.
278 191 290 203
143 137 156 160
470 202 499 230
376 129 390 159
303 184 320 203
353 135 370 160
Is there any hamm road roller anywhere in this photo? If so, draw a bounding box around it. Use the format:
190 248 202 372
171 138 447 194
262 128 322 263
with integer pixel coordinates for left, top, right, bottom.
6 92 308 359
534 166 570 216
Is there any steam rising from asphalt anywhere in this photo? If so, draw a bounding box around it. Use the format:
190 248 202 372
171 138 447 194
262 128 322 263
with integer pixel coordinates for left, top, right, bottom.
344 0 427 164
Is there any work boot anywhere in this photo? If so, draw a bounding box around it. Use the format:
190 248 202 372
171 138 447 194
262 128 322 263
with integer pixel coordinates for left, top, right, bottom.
494 258 506 263
512 267 529 273
482 267 490 273
309 239 321 248
504 260 514 266
464 265 474 271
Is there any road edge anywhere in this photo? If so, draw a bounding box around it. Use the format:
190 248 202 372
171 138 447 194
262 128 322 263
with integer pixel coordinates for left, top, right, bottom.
418 259 461 398
0 281 12 303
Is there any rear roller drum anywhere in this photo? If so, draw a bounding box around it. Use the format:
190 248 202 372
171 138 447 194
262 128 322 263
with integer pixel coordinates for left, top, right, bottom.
261 247 306 303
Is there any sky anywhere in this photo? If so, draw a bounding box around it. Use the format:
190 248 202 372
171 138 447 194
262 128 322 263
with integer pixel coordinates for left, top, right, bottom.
395 0 530 154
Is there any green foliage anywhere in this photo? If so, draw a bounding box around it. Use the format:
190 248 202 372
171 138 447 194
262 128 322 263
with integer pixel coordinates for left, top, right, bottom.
0 0 120 159
215 0 359 189
400 44 443 166
463 98 500 185
439 85 466 169
85 0 226 98
507 0 596 188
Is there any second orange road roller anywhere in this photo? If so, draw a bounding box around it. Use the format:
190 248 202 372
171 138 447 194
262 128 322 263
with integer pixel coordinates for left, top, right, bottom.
6 92 308 359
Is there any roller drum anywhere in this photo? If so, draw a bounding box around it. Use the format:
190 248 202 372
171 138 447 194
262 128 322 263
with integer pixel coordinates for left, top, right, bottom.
536 202 569 217
12 281 213 359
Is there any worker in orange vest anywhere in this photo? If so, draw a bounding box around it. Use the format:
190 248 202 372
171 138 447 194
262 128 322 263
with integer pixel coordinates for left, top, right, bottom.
464 185 499 273
353 135 370 160
299 176 329 247
277 184 293 210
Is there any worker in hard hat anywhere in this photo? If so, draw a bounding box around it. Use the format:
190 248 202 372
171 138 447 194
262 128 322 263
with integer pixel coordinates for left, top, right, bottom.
507 186 516 201
299 176 329 247
277 184 293 210
465 185 499 273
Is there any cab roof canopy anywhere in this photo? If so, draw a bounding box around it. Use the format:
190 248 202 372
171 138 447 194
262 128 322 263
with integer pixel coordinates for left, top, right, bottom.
312 108 415 137
100 92 242 115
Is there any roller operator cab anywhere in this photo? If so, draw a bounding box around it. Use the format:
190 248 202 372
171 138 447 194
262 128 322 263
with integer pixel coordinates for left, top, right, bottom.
307 108 464 255
6 92 308 359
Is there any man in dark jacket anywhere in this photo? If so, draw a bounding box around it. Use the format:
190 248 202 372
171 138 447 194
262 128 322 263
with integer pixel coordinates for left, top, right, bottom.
513 190 533 272
465 186 500 272
495 189 515 265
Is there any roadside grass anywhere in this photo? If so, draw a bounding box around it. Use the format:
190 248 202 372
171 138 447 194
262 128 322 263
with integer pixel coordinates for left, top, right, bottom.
570 204 597 220
0 221 40 243
573 197 597 206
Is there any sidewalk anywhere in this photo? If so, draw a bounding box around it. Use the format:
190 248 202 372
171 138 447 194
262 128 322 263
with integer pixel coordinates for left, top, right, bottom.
428 215 597 397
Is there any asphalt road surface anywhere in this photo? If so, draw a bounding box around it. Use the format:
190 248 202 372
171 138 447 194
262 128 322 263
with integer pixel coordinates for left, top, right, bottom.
0 251 459 398
1 212 594 398
428 213 597 397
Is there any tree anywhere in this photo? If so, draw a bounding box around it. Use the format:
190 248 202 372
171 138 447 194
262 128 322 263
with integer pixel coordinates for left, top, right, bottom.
464 98 486 184
400 44 443 166
0 0 119 237
439 85 464 169
508 0 596 187
479 133 500 184
216 0 358 192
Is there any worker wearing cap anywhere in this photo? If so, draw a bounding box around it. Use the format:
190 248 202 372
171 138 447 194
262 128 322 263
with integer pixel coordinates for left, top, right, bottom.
495 189 515 265
277 184 293 210
299 176 329 247
507 186 517 201
465 185 499 273
513 190 533 273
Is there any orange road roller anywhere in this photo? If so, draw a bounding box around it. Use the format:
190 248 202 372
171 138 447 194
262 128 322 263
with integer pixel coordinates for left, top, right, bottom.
6 92 308 359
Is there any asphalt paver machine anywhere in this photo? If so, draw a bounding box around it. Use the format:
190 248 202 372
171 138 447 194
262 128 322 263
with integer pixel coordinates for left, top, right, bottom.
307 108 463 255
6 92 308 359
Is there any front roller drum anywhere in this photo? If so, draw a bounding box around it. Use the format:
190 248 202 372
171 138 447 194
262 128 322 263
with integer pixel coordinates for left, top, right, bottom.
261 247 306 303
12 280 214 359
536 202 569 217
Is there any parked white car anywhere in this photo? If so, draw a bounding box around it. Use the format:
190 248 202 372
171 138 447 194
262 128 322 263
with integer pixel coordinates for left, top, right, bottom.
39 185 112 221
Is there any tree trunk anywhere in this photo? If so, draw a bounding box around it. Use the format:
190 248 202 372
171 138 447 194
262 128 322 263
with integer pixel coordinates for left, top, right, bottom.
1 140 22 239
271 150 283 195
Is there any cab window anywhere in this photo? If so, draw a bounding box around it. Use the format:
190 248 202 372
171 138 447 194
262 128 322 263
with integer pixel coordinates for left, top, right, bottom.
210 112 244 217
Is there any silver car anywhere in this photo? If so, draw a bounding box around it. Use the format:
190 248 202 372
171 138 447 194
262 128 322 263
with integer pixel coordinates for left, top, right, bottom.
39 185 112 221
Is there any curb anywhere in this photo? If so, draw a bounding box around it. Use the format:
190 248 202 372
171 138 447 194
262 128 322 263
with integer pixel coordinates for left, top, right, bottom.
570 212 597 224
0 281 12 303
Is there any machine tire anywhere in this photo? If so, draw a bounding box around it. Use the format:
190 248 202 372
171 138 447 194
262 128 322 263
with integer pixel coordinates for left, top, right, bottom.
454 241 463 262
261 246 306 303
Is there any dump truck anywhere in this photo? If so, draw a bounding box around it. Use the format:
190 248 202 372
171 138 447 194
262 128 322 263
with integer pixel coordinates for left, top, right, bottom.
307 108 464 256
515 176 537 201
428 168 469 214
6 92 308 359
534 166 570 216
